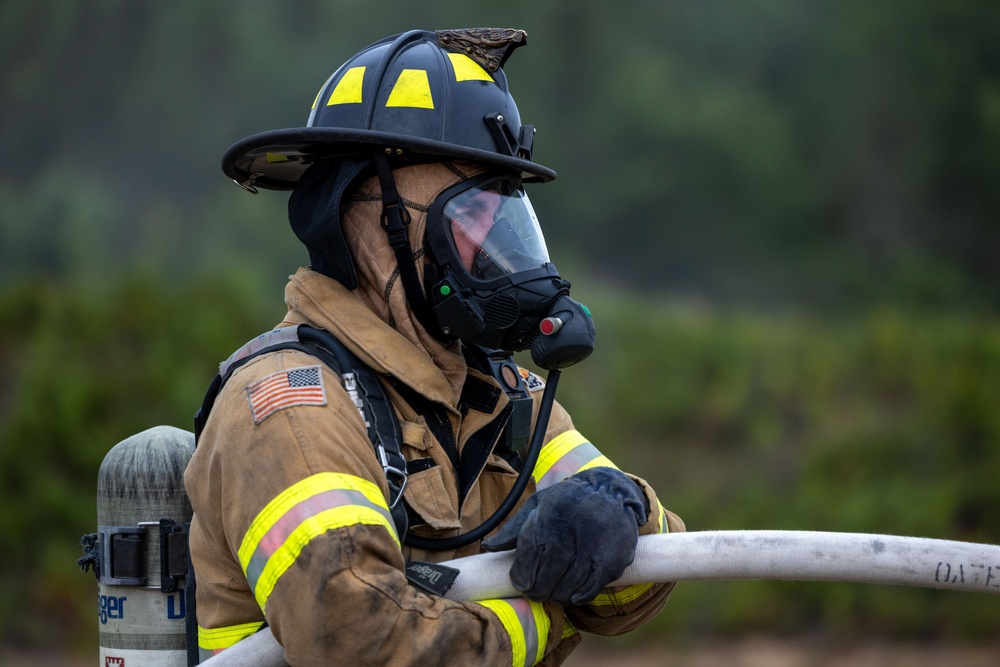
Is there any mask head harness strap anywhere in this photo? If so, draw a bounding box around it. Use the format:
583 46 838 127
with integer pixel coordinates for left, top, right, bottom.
374 151 436 332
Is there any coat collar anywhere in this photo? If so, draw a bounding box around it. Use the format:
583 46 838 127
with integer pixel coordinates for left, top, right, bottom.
281 268 461 411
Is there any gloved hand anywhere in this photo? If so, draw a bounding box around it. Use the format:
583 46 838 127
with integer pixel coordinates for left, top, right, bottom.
481 467 648 606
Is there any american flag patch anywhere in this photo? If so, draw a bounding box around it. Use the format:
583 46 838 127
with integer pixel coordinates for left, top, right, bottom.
246 365 327 424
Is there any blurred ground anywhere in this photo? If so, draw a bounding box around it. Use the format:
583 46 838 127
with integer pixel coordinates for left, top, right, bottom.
1 650 90 667
6 639 1000 666
563 638 1000 667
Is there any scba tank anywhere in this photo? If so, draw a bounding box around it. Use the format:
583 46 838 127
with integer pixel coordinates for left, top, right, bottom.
93 425 195 666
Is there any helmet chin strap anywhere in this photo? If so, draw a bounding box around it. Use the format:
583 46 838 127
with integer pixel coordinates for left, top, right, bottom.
374 152 437 333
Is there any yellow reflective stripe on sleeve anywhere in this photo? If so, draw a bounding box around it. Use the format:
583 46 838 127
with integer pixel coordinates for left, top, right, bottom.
448 52 494 82
327 66 366 105
588 582 655 606
589 504 667 606
479 598 549 667
385 69 434 109
561 618 579 639
198 621 264 652
532 429 618 490
238 472 398 612
657 501 670 534
576 455 618 474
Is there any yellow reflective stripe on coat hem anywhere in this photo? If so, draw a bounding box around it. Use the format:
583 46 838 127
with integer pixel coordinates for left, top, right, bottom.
198 621 265 651
479 598 549 667
238 472 398 612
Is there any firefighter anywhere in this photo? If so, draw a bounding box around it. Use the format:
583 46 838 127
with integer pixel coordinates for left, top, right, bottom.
185 28 684 667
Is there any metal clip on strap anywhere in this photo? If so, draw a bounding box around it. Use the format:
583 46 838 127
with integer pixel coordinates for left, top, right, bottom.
377 444 409 510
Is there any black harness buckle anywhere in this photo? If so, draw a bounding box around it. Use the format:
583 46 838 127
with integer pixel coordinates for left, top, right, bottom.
380 204 412 250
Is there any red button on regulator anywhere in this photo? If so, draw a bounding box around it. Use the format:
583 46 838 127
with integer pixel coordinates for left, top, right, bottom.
539 317 563 335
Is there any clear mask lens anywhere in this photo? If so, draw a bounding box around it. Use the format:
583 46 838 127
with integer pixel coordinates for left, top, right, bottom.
443 177 550 281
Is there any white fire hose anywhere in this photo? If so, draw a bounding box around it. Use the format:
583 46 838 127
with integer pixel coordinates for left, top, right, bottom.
201 530 1000 666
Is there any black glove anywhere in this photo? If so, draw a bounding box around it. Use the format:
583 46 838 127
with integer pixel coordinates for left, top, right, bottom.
481 467 648 606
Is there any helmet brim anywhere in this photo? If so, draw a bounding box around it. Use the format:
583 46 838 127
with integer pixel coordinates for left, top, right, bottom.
221 127 557 191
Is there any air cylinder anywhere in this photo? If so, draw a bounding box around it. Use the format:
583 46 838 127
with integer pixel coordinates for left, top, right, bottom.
95 425 194 666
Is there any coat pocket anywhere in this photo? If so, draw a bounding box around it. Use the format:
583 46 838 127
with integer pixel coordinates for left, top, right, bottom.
402 465 461 530
475 456 536 522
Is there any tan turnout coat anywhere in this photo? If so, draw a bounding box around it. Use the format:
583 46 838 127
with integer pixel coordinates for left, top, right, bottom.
185 163 683 667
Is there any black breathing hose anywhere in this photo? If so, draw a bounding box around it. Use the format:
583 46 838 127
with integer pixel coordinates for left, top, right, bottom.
404 368 561 551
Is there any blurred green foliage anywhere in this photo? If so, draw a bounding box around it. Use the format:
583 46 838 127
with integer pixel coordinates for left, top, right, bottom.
2 278 999 653
2 0 998 309
0 275 278 652
552 289 1000 641
2 0 1000 658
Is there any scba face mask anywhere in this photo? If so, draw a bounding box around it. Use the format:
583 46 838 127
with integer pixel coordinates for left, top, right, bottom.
443 175 550 282
424 173 595 368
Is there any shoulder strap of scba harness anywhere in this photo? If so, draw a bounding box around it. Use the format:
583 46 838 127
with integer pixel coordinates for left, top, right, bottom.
185 324 409 665
187 324 410 666
193 324 410 537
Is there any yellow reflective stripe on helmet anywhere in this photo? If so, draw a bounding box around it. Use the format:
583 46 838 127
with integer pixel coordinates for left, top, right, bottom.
198 621 264 653
448 52 493 82
532 429 618 490
327 66 366 105
238 472 398 612
589 582 655 606
386 69 434 109
478 598 549 667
